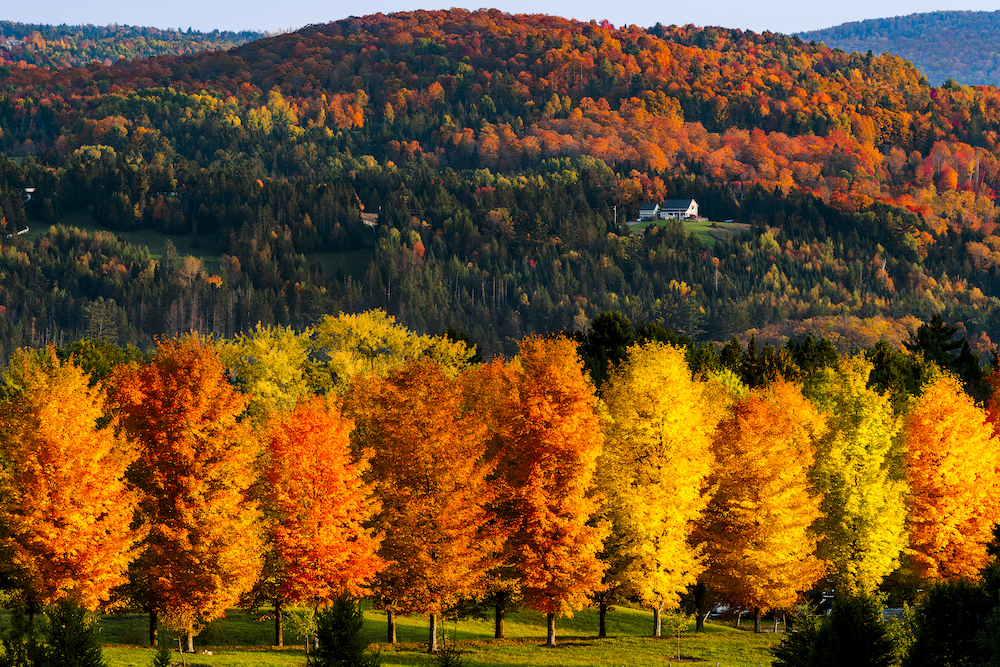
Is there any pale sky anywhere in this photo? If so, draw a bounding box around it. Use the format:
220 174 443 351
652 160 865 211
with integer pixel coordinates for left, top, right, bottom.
0 0 997 36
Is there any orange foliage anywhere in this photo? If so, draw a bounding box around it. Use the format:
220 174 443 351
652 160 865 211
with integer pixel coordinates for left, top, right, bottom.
109 336 264 636
904 374 1000 580
350 358 502 618
698 381 826 616
0 348 141 610
498 336 607 638
264 397 383 606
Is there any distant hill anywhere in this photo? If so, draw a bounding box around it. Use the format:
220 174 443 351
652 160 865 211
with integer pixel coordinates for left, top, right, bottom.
0 22 262 69
800 10 1000 86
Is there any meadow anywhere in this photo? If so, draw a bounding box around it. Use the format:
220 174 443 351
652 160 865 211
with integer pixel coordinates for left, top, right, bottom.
626 219 750 246
97 605 782 667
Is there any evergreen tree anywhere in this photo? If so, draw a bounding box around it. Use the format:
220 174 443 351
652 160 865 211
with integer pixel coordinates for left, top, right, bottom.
36 599 107 667
307 597 381 667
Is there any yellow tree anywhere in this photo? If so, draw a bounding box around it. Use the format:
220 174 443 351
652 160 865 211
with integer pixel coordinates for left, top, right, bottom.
698 381 826 632
0 348 141 611
806 356 907 593
217 323 313 419
904 373 1000 580
500 336 607 647
309 309 475 393
109 336 265 650
348 358 501 653
600 342 718 637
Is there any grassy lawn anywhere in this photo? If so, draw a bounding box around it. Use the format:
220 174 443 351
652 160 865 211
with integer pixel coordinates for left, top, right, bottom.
97 605 782 667
629 219 750 247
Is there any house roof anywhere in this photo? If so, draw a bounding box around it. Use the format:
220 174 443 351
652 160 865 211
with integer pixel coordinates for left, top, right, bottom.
639 203 660 211
661 199 697 209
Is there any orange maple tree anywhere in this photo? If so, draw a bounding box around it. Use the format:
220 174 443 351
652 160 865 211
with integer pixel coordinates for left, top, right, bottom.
0 347 141 611
697 381 827 632
904 373 1000 580
109 335 264 650
263 397 383 610
499 336 607 647
349 357 501 652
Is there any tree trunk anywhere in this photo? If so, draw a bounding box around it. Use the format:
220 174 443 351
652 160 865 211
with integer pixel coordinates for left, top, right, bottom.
27 598 36 638
387 609 396 644
428 613 438 653
736 610 742 628
653 603 662 638
546 613 556 647
149 609 158 648
753 607 761 634
274 598 283 647
599 602 608 638
494 599 505 639
774 615 779 633
693 582 706 633
186 627 194 653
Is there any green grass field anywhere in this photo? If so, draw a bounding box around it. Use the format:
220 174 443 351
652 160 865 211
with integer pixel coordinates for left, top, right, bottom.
95 605 782 667
628 219 751 247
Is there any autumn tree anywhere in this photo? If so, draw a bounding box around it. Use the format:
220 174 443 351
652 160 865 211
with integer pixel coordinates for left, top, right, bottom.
806 356 907 593
217 323 313 419
348 358 501 653
310 309 475 393
697 381 827 632
0 347 141 611
499 336 607 647
599 342 718 637
904 373 1000 581
460 358 520 639
109 335 265 650
261 397 384 646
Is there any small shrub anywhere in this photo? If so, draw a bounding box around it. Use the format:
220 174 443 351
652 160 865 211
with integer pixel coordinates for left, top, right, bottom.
307 596 380 667
771 593 896 667
37 599 107 667
430 625 468 667
150 643 172 667
285 609 318 653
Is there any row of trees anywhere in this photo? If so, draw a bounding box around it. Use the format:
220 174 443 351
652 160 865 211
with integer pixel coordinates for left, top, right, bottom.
2 309 999 653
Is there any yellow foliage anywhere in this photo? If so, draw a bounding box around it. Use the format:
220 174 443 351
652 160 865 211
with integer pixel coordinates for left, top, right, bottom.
807 356 907 593
600 343 719 611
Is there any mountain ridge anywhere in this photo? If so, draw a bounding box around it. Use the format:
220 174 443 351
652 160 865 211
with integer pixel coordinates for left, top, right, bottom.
800 10 1000 86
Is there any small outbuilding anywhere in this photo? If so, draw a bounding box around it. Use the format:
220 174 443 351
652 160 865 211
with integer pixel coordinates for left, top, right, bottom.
637 203 660 221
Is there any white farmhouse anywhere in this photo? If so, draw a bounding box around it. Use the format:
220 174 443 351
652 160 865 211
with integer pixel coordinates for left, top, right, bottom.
659 199 699 219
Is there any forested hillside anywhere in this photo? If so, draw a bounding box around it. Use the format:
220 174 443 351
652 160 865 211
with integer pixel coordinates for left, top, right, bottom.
3 9 1000 361
0 22 262 71
800 11 1000 87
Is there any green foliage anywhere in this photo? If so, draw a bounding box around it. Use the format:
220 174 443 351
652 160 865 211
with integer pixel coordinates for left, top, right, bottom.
770 611 821 667
0 605 34 667
39 600 107 667
661 611 692 660
283 609 317 650
149 644 172 667
903 572 999 667
5 599 108 667
56 339 146 386
772 593 896 667
307 597 380 667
